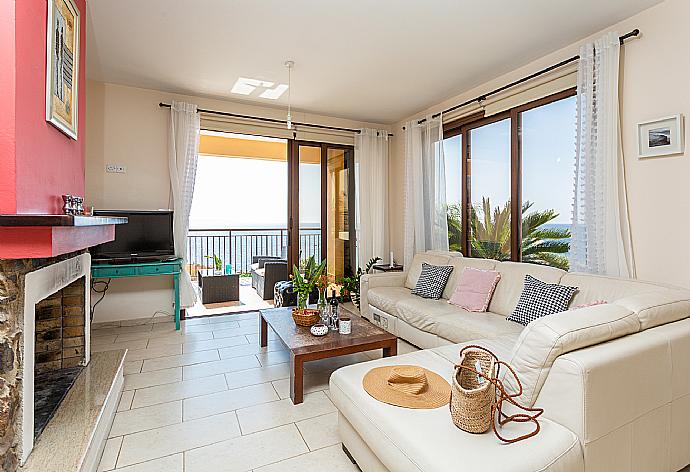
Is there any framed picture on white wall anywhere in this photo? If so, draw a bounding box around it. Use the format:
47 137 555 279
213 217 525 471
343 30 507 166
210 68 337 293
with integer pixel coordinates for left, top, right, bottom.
637 114 684 158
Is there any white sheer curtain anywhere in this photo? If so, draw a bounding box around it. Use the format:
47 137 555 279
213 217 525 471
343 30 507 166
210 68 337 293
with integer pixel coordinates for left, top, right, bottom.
355 128 389 267
403 114 449 268
570 32 635 277
168 100 200 307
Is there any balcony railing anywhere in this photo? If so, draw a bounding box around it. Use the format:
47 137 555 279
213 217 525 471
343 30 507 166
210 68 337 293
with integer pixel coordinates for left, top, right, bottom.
186 228 321 276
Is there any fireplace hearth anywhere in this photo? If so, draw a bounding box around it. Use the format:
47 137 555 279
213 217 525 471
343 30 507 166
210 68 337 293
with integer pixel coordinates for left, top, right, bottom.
33 366 83 440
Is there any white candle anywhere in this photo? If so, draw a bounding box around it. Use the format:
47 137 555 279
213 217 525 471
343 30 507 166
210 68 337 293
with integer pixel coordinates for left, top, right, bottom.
390 251 394 268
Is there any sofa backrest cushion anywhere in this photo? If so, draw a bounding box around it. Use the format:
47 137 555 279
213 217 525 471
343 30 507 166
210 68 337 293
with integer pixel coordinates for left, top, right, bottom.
442 257 496 299
404 252 452 289
614 288 690 330
425 250 463 258
560 273 663 307
503 303 640 407
488 262 566 316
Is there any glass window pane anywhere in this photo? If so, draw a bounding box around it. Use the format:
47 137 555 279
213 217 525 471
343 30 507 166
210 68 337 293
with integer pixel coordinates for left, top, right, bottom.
521 96 576 269
326 148 354 278
443 134 462 252
299 145 322 265
469 118 511 260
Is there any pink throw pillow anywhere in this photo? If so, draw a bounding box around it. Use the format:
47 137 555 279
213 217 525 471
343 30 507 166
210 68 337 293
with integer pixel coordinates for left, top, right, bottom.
448 268 501 312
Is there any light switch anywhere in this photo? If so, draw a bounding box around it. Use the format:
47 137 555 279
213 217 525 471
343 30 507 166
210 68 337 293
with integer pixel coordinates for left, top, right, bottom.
106 164 127 174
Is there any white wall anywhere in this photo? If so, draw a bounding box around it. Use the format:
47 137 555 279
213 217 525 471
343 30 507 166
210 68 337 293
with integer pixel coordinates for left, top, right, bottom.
389 0 690 288
86 81 389 322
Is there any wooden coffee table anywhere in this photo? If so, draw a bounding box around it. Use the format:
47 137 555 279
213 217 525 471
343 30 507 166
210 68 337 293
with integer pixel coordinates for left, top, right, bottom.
259 306 398 404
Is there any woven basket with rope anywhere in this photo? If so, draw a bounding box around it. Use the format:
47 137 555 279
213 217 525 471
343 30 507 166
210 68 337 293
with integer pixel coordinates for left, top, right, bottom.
450 345 544 443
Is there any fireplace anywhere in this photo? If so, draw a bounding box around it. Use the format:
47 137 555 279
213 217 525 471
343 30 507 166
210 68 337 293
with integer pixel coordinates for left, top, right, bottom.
0 251 91 468
33 276 87 439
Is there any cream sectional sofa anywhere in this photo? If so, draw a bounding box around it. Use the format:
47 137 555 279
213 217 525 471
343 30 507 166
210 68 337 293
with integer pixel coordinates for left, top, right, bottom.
330 251 690 471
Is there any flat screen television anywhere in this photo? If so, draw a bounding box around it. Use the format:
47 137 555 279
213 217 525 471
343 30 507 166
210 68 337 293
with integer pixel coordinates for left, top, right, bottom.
91 210 175 261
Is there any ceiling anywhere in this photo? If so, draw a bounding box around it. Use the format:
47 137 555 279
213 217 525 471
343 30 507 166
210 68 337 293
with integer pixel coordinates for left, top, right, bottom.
87 0 661 124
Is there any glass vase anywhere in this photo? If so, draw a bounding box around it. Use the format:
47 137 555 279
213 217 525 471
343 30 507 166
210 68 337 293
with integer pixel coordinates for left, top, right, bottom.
297 293 308 310
316 288 328 323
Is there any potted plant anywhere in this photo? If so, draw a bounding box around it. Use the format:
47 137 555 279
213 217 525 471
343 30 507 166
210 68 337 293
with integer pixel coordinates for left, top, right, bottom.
205 254 223 276
291 256 327 310
340 256 381 309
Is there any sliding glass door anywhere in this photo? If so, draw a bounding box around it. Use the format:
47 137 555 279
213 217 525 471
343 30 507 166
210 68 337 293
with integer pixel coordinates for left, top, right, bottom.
287 141 355 278
325 146 356 279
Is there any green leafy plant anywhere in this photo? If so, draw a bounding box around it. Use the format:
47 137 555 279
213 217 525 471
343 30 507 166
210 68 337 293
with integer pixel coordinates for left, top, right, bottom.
447 198 571 270
291 256 327 308
340 256 382 309
447 203 463 252
204 254 223 272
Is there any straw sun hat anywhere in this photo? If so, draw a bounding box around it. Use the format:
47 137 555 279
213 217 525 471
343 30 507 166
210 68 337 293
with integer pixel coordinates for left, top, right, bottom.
363 365 450 409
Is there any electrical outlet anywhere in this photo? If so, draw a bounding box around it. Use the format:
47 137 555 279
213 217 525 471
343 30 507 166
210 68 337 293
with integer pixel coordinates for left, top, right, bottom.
106 164 127 174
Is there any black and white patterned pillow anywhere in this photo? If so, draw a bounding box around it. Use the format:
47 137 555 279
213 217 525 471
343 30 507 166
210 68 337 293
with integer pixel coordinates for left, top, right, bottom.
507 275 578 326
412 263 454 299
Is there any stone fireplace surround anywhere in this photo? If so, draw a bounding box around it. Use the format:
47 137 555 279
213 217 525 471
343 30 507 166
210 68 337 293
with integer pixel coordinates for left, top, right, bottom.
0 251 91 469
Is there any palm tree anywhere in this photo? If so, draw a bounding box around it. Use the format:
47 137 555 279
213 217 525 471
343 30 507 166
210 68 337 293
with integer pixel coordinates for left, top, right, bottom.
447 203 463 252
446 198 571 270
520 203 570 269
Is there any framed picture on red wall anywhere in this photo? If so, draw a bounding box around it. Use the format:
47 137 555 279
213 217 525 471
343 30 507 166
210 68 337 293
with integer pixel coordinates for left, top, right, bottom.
45 0 80 140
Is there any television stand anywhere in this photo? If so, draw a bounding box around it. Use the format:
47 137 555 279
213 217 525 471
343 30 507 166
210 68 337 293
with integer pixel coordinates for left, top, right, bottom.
91 257 183 330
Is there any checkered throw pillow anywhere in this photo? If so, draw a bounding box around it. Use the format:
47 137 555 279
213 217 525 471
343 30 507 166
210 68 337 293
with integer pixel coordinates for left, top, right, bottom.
507 275 578 326
412 263 454 299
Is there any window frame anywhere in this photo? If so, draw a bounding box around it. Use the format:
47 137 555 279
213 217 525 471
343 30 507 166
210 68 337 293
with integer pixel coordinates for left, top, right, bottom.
443 87 577 261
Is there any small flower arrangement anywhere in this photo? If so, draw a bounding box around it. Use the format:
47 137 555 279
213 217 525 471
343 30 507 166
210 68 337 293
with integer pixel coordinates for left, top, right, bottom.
327 282 343 299
291 256 327 309
316 274 330 291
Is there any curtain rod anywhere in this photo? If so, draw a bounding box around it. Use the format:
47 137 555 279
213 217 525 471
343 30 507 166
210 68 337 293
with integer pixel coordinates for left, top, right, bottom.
405 28 640 128
158 103 394 137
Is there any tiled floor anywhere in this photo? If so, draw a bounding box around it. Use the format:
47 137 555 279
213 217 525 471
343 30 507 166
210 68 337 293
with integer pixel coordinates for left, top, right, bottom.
92 311 418 471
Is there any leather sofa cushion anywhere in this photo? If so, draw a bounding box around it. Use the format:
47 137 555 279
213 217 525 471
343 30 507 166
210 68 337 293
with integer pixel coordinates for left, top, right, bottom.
489 262 566 316
431 310 524 344
614 288 690 330
442 257 496 300
404 252 452 290
504 303 639 407
395 297 459 331
367 286 416 318
330 349 584 472
560 273 663 307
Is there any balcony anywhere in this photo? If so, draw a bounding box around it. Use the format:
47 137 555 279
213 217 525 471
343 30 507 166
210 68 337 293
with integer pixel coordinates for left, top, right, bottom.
185 227 322 316
186 227 321 276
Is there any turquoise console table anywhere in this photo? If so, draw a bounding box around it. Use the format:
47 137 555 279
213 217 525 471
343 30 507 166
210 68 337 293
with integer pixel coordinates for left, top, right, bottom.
91 258 183 330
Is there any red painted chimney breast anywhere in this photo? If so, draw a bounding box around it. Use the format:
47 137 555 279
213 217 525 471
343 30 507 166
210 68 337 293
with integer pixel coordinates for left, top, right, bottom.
0 0 87 215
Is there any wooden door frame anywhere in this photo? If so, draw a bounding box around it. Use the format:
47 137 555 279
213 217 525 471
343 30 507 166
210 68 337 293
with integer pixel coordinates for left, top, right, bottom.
287 139 300 271
287 139 354 272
